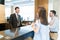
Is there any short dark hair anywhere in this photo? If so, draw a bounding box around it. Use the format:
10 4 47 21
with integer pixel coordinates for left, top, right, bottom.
50 10 56 15
15 7 19 10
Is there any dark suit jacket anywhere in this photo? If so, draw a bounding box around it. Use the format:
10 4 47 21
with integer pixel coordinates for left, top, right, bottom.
9 13 22 28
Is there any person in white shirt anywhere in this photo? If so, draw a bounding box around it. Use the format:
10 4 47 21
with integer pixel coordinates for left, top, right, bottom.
32 7 50 40
49 10 59 40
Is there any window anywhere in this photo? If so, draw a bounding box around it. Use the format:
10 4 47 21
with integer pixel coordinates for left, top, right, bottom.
20 5 34 21
5 0 35 21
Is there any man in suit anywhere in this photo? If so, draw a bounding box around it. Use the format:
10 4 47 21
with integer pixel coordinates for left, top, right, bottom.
9 7 22 37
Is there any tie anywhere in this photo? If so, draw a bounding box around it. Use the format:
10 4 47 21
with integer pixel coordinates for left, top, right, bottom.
17 15 20 21
17 14 20 26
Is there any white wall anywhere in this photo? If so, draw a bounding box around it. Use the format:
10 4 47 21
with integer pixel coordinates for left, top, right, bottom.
48 0 53 23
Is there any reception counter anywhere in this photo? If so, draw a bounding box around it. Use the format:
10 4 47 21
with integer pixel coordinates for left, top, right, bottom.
4 25 34 40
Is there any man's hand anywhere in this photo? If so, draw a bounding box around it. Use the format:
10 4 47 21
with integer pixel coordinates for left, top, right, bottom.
49 18 54 26
14 28 19 38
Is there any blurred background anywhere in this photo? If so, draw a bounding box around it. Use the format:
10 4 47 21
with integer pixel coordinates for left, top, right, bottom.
0 0 60 40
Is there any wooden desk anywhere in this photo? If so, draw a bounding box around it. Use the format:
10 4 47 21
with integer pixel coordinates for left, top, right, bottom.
0 23 11 31
0 31 10 40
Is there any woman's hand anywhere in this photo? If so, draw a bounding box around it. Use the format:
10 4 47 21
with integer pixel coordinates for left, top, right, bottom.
31 22 35 28
31 22 39 33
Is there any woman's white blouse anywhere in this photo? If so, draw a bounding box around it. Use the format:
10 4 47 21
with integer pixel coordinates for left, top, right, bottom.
33 19 50 40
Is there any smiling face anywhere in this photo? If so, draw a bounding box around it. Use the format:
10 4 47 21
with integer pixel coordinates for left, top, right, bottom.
15 7 20 14
15 8 20 14
49 12 54 17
